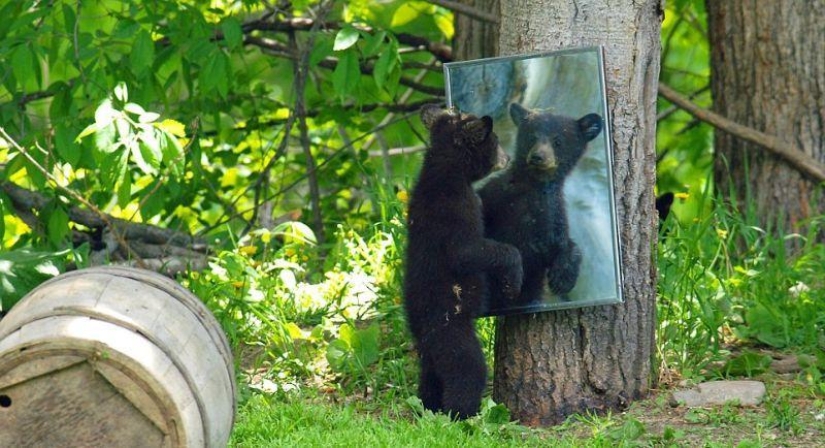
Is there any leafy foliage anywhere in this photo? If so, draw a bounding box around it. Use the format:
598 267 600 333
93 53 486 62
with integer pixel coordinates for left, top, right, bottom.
0 248 75 310
658 194 825 378
0 0 443 256
1 2 823 444
657 0 714 221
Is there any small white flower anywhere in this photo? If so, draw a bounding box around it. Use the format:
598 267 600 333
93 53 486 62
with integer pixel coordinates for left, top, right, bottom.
788 282 810 297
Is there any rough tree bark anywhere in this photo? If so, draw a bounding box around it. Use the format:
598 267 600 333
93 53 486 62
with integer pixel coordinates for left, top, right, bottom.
454 0 663 426
706 1 825 245
452 0 500 61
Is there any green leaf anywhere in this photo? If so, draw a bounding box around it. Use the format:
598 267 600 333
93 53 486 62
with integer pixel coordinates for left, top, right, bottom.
159 130 185 177
309 38 333 67
11 45 34 87
0 195 5 243
350 323 380 368
391 2 431 28
272 221 317 245
61 3 76 36
94 99 118 129
114 82 129 102
135 128 162 174
361 30 386 58
607 418 646 441
131 29 155 77
482 402 511 425
98 147 129 192
373 42 399 91
49 81 72 121
325 323 379 373
76 123 97 142
54 125 80 165
221 17 243 50
123 102 146 116
95 123 119 153
138 112 160 123
325 338 350 371
332 49 360 99
199 50 229 97
24 155 47 190
0 249 67 311
720 351 772 377
433 11 454 39
46 206 70 245
333 26 360 51
116 166 132 208
114 117 132 149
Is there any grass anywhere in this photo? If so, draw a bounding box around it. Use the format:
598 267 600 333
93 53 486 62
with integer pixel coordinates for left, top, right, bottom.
228 382 825 447
186 189 825 446
230 394 545 447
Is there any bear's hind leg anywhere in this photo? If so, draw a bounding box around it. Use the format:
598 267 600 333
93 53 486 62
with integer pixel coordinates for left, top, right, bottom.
418 354 443 413
428 321 487 419
516 264 547 305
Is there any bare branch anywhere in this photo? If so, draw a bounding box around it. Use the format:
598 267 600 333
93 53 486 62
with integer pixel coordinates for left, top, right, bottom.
658 83 825 182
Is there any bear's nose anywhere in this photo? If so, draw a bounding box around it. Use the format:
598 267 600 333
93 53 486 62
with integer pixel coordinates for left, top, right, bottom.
529 153 546 164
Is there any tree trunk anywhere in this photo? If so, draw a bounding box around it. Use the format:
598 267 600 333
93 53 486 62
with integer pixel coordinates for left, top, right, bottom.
707 1 825 245
487 0 663 426
453 0 500 61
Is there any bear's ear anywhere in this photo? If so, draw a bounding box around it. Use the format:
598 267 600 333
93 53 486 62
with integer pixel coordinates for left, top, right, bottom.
510 103 530 124
481 115 493 132
463 115 493 143
578 114 604 142
420 104 445 130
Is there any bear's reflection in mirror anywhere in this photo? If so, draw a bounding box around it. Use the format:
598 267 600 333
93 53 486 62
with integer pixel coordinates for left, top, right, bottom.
444 47 623 315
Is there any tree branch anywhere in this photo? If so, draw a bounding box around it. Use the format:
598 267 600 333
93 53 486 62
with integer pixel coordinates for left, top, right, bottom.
244 17 454 62
244 36 444 96
1 181 205 248
427 0 501 24
658 83 825 182
290 3 331 247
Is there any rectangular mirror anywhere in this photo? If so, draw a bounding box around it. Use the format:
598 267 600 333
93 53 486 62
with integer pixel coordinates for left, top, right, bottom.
444 47 623 315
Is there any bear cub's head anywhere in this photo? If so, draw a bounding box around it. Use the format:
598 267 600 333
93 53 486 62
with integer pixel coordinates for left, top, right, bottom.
421 104 510 182
510 103 603 181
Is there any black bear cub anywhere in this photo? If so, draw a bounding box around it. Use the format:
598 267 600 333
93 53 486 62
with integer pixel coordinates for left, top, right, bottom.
403 105 523 419
479 103 603 310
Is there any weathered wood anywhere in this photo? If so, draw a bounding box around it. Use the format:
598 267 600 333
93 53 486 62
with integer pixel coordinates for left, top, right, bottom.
488 0 662 426
0 266 236 448
0 359 167 448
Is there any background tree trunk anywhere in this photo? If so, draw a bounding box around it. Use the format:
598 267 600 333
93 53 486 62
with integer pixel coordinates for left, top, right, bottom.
706 1 825 245
479 0 664 426
452 0 500 60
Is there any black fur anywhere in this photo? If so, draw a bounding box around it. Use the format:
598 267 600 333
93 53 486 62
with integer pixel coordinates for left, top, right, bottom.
479 103 603 310
403 105 523 418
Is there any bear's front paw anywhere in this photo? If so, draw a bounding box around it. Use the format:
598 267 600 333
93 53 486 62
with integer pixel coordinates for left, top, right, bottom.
547 241 582 295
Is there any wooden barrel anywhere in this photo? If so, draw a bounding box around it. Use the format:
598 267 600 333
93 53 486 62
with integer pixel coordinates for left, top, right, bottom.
0 266 236 448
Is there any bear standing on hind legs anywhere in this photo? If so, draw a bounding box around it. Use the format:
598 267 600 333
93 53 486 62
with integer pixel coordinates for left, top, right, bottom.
479 103 603 311
403 105 523 419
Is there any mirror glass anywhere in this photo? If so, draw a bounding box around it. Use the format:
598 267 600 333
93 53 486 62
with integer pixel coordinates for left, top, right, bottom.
444 47 623 315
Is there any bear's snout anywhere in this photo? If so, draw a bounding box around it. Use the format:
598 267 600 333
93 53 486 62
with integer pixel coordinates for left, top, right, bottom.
528 143 558 172
494 146 510 170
